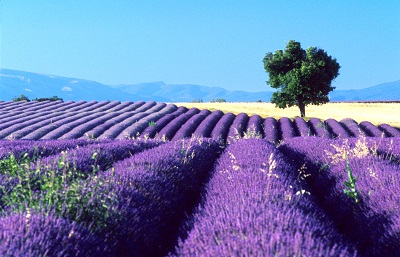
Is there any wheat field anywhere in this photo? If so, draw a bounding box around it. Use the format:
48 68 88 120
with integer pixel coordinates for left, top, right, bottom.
175 102 400 128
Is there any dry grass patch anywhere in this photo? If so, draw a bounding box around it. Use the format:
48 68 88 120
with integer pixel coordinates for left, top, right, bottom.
175 102 400 128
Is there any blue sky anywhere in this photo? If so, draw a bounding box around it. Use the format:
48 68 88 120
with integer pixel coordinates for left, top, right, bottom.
1 1 399 92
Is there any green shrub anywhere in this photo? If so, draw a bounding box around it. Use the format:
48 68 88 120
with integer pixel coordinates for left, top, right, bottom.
0 152 117 231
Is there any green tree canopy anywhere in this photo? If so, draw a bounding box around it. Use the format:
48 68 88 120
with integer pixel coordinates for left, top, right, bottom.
12 94 30 102
263 40 340 117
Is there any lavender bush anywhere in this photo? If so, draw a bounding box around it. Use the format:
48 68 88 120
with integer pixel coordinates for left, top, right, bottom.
100 138 222 256
279 137 400 256
172 138 355 256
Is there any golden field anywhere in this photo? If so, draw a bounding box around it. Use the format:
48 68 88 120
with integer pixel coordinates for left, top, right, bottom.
175 102 400 128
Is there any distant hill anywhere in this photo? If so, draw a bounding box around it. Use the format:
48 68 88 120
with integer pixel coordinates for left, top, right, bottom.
329 81 400 101
1 69 399 102
110 82 271 102
0 69 155 102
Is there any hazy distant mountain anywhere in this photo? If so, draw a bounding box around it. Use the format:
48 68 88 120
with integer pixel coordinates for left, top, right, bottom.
0 69 156 102
0 69 271 102
1 69 399 102
111 82 271 102
330 80 400 101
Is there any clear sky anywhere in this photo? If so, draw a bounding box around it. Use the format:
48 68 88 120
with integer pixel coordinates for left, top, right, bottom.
1 1 399 92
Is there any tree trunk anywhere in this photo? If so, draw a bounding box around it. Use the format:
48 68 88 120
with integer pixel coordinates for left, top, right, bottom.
298 101 306 117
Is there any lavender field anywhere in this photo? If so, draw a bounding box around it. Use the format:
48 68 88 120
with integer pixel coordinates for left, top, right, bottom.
1 100 400 141
0 100 400 256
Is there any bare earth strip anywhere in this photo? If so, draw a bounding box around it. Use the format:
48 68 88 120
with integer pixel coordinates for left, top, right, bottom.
174 102 400 128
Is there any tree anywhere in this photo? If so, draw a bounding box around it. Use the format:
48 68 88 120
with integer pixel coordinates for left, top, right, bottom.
210 98 226 103
33 96 63 102
12 94 30 102
263 40 340 117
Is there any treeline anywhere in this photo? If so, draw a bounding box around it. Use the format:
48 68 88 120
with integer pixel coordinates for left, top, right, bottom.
12 94 63 102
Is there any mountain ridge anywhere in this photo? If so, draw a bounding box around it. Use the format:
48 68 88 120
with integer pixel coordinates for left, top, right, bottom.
1 69 399 102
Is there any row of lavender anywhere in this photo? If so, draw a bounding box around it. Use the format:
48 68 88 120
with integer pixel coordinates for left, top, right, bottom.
1 100 400 141
1 137 399 256
171 137 400 257
278 137 400 256
0 138 222 256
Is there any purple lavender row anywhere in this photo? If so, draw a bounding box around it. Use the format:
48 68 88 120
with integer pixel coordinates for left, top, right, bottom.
24 102 167 139
330 152 400 256
65 100 132 113
279 117 297 141
279 137 400 256
68 100 110 112
325 118 351 138
20 100 75 113
3 112 73 140
0 139 91 160
101 100 136 112
140 106 189 139
57 100 97 112
81 109 152 138
32 100 75 112
0 111 51 131
0 111 53 132
48 100 89 112
361 137 400 165
100 100 145 112
226 112 249 143
210 112 235 141
83 100 121 112
132 100 158 112
378 123 400 137
78 112 133 139
340 118 368 137
0 211 109 257
359 121 386 137
172 109 211 140
326 138 400 256
193 110 224 138
6 100 64 112
98 138 221 256
173 139 355 256
308 118 331 138
113 102 172 139
0 140 32 147
31 102 165 139
102 112 156 139
61 112 128 139
263 117 280 143
110 100 146 112
17 102 68 113
293 117 310 136
41 113 104 140
0 101 21 110
0 111 24 122
0 112 68 139
40 139 162 175
22 112 90 140
246 114 264 137
156 108 200 140
0 100 46 112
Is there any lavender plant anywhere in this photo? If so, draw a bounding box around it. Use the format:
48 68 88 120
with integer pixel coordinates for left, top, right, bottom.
172 139 355 256
279 137 400 256
100 138 222 256
193 110 224 138
263 117 280 144
210 112 235 141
